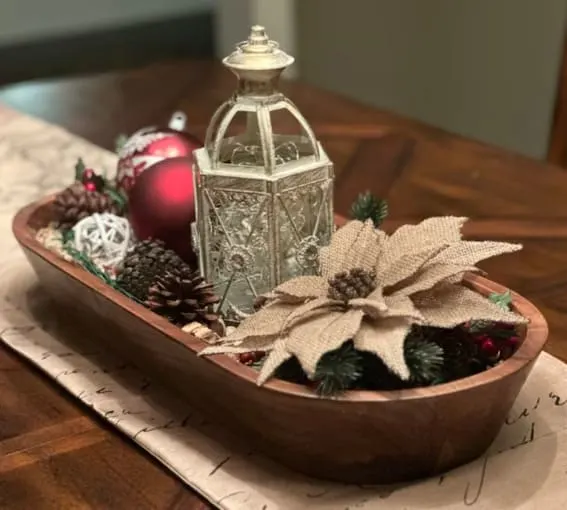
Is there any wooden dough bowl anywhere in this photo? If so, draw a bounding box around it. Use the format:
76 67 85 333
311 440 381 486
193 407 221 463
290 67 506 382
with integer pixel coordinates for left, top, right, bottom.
12 196 549 484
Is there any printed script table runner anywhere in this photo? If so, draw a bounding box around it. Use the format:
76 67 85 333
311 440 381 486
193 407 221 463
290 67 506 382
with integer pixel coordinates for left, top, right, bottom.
1 104 567 509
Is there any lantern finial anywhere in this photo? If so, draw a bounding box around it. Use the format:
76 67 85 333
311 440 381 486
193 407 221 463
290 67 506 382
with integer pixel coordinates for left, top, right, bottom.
222 26 294 77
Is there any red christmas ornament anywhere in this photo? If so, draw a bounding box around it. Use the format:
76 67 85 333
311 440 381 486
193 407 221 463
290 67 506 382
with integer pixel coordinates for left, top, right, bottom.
128 157 196 262
116 111 202 194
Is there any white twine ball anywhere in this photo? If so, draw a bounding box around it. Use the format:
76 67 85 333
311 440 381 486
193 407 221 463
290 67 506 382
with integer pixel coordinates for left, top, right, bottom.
72 213 134 271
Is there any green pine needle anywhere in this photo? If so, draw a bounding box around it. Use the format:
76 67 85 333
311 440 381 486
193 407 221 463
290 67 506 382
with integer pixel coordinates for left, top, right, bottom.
405 336 444 385
313 341 364 397
350 191 388 228
62 238 142 304
103 185 128 211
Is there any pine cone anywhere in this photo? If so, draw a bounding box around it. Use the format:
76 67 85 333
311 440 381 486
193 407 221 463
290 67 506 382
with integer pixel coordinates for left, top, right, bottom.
116 239 191 301
145 270 220 327
54 183 122 229
328 268 377 301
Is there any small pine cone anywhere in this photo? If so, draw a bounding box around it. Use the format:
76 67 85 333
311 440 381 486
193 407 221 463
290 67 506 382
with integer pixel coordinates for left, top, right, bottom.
116 239 191 301
53 183 122 229
145 270 220 327
328 268 377 301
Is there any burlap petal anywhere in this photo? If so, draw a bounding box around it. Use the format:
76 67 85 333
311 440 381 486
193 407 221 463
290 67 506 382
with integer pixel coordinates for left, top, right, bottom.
320 220 380 278
274 276 328 301
354 317 412 380
431 241 522 266
380 244 449 287
222 301 296 344
383 294 425 321
414 284 528 328
349 286 388 319
200 337 276 356
257 340 292 385
389 263 478 298
377 217 466 277
282 296 339 333
286 309 365 377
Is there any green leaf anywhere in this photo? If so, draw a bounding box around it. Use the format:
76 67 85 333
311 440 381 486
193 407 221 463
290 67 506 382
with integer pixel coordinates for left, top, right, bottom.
350 191 388 228
74 158 86 182
115 134 129 153
488 290 512 311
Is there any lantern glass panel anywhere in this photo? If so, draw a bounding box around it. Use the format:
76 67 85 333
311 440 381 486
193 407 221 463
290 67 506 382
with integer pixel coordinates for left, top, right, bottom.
199 173 272 317
274 166 333 282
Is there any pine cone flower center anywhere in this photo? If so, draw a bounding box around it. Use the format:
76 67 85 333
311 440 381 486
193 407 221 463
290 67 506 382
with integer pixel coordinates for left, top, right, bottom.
327 268 377 302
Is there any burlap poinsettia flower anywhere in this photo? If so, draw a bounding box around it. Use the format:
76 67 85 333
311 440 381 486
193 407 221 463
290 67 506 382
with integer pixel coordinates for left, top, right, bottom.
201 218 527 385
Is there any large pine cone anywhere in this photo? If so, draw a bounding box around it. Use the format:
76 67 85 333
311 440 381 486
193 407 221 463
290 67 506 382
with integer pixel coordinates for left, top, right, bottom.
116 239 191 302
145 270 220 327
54 183 122 229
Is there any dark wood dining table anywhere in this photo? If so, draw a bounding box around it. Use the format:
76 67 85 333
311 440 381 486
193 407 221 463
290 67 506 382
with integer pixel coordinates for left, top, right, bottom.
1 59 567 509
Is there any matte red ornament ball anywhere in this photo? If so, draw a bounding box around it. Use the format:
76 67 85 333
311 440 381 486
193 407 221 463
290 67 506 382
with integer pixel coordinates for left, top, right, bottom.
128 157 196 262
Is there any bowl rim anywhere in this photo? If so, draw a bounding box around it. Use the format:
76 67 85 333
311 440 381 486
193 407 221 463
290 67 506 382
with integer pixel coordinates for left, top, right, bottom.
13 195 549 403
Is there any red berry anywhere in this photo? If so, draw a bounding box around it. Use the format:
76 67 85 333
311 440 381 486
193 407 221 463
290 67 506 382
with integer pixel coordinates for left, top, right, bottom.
238 353 253 364
82 168 95 182
250 351 266 362
238 351 266 365
474 334 490 345
84 181 97 192
480 338 500 358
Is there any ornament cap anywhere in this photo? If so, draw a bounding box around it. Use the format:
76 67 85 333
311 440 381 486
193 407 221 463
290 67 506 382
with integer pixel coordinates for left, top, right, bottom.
222 25 294 77
168 111 187 131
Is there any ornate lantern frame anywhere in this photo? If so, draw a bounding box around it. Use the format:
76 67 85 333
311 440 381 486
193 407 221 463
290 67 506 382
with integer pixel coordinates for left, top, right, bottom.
193 26 335 321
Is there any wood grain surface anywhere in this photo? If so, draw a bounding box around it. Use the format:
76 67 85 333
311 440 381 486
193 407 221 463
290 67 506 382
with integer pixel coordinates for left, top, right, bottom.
1 60 567 508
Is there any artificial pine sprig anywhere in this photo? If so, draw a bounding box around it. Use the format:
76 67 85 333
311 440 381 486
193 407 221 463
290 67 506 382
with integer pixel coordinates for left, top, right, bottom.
313 341 364 397
405 335 444 385
72 157 127 211
62 229 142 304
350 191 388 227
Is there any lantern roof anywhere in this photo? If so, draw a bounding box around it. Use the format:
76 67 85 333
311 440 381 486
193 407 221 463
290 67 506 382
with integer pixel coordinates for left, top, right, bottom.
200 26 327 177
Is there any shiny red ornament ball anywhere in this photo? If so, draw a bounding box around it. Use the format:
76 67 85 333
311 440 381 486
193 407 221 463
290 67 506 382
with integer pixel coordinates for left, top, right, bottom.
128 157 196 262
116 111 202 194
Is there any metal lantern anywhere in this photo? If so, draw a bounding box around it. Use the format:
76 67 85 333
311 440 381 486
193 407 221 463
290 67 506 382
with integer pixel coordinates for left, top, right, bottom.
193 26 334 321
